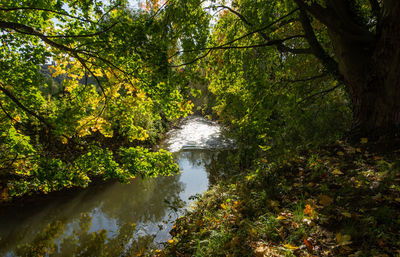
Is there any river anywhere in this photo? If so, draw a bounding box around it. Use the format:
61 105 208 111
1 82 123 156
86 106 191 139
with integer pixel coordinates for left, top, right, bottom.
0 116 233 256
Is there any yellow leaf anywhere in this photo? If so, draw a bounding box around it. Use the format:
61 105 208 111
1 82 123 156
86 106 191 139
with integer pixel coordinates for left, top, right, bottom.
360 138 368 144
333 169 344 175
136 92 146 98
284 244 299 250
61 137 68 144
341 212 352 218
167 239 174 244
337 151 344 156
319 195 333 207
276 215 287 220
336 233 352 245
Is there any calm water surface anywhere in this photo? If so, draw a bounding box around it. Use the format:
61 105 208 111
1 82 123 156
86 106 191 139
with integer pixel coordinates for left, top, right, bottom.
0 116 233 256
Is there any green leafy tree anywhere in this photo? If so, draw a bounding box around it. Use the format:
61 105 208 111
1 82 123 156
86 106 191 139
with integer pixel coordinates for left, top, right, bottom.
170 0 399 140
0 0 195 198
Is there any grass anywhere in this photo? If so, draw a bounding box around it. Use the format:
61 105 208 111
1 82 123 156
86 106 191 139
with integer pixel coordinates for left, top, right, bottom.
155 140 400 257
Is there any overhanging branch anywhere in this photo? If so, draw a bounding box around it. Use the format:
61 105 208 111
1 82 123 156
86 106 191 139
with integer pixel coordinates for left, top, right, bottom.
0 82 52 128
298 9 342 81
169 8 300 60
0 6 96 24
215 5 253 26
170 35 308 67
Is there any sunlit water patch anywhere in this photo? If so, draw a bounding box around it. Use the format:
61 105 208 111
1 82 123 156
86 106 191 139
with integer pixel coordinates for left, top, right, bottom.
163 116 234 152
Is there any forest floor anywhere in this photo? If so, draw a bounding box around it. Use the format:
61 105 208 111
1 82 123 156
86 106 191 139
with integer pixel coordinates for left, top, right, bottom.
157 140 400 256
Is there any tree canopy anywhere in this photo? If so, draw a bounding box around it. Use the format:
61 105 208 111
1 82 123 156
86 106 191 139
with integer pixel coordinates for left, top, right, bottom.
1 0 399 198
0 0 209 198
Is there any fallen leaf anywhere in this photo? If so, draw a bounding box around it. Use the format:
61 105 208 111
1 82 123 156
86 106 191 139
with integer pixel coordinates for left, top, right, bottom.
284 244 299 250
333 169 344 175
341 212 352 218
319 195 334 207
303 237 313 252
360 138 368 144
336 233 352 246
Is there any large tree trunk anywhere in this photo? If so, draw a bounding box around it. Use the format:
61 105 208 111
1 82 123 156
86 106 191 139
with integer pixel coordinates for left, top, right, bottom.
328 1 400 139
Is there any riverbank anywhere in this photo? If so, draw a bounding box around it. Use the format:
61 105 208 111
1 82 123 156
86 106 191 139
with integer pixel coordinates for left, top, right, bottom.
160 140 400 256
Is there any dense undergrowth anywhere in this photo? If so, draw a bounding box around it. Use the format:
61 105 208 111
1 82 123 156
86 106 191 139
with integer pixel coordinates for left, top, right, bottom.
159 140 400 256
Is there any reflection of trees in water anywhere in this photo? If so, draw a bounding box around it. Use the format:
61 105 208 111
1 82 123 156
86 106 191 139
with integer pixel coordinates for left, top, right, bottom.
0 175 183 256
0 149 237 256
176 150 214 167
98 175 183 224
176 149 239 185
14 213 155 257
205 150 239 185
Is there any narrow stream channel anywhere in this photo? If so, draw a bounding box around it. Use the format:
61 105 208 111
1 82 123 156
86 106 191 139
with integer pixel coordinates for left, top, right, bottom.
0 116 233 256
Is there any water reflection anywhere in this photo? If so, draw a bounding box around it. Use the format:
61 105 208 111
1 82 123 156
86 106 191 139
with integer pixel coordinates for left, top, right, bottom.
0 175 183 256
0 116 235 256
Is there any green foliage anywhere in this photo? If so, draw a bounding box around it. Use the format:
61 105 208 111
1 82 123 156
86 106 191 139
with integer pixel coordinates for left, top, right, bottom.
202 7 351 164
0 0 194 199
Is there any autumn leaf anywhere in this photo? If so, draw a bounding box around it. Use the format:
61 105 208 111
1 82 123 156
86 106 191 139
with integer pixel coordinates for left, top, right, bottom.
333 169 344 175
304 204 317 219
341 212 352 218
284 244 299 250
360 138 368 144
303 237 313 252
336 233 352 246
319 195 333 207
61 137 68 144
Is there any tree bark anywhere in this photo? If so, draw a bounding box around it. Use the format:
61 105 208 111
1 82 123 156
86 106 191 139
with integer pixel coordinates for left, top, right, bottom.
346 1 400 138
302 0 400 139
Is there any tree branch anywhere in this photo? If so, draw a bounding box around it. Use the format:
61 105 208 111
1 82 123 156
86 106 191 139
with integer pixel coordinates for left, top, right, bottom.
170 49 212 67
281 73 327 83
170 35 308 67
44 23 117 38
293 0 337 28
297 82 342 105
170 8 299 59
298 9 342 81
294 0 375 43
0 6 96 24
0 82 52 128
0 99 17 123
215 5 253 26
0 20 120 97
